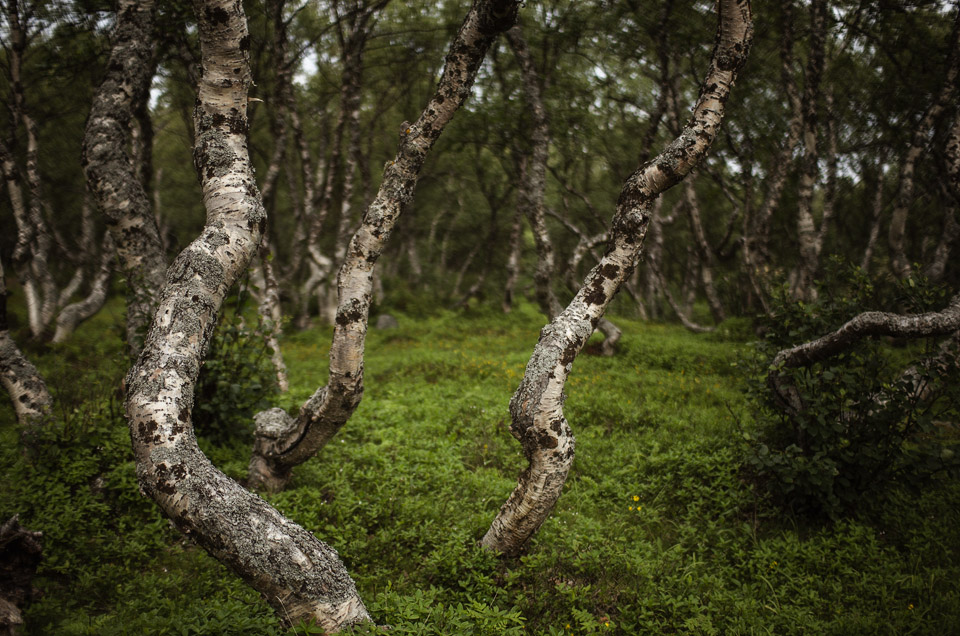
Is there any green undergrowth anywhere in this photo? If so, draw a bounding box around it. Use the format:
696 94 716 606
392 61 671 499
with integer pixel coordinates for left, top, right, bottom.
1 300 958 634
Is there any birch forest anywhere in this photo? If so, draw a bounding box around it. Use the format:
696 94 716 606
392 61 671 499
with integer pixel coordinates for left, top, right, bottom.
1 0 960 633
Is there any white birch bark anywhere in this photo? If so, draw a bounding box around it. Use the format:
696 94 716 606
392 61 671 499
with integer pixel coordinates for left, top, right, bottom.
82 0 166 356
859 156 887 274
506 25 561 319
0 260 51 431
52 233 115 344
124 1 370 629
481 0 752 556
790 0 827 301
248 0 523 492
768 294 960 415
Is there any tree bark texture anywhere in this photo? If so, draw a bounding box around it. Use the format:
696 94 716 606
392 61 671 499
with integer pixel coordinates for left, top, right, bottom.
248 0 523 492
0 260 51 430
1 2 58 340
949 108 960 203
82 0 166 356
768 293 960 414
124 1 370 629
887 8 959 279
481 0 752 557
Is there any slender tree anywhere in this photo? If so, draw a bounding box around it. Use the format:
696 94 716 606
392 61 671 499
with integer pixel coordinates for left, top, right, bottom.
481 0 752 557
82 0 166 356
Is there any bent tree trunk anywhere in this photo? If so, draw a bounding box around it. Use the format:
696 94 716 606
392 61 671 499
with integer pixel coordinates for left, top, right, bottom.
768 294 960 415
82 0 166 357
248 0 522 492
123 1 369 630
481 0 752 557
0 260 51 431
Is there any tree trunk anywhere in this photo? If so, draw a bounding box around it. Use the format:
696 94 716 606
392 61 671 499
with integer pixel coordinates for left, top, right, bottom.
859 156 887 274
506 25 561 319
790 0 827 301
480 0 752 557
0 260 51 431
888 9 959 279
744 0 802 306
52 233 115 344
768 294 960 415
124 1 371 630
82 0 166 357
502 207 523 313
248 0 523 492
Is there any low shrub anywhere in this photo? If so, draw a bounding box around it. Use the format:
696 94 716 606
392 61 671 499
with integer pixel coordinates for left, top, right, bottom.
744 261 960 517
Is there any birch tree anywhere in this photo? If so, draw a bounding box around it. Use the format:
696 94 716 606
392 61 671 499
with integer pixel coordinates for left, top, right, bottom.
118 0 521 630
249 0 523 492
122 0 371 629
81 0 166 356
0 258 51 432
481 0 753 556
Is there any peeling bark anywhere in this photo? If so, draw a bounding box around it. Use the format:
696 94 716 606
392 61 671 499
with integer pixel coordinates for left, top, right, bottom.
124 1 370 630
82 0 166 356
249 0 523 491
481 0 752 556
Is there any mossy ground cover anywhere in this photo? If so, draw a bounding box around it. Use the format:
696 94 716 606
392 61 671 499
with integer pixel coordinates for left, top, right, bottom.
1 299 958 634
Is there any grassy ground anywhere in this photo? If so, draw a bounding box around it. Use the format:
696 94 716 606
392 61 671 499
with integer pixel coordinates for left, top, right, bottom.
1 299 958 635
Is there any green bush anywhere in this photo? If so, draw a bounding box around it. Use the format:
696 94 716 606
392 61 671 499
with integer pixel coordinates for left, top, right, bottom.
193 291 278 445
745 262 960 517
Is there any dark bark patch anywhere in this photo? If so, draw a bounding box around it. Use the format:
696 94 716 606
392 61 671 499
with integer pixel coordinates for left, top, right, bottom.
205 7 230 25
584 276 607 306
599 263 620 280
536 430 558 449
239 35 251 52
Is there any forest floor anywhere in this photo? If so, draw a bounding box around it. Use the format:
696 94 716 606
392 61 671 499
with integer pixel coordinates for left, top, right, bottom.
1 298 959 635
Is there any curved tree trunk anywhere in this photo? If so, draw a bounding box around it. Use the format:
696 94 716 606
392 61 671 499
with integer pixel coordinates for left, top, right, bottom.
248 0 523 492
123 1 371 630
82 0 166 357
480 0 752 557
887 9 959 279
768 294 960 415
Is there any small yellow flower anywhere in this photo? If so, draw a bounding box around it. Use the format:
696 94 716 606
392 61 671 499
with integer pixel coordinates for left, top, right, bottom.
629 506 633 511
605 621 610 627
770 561 778 568
632 495 640 502
908 604 914 610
